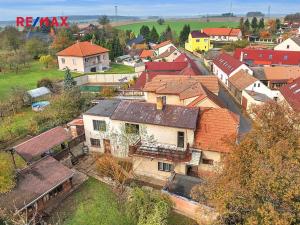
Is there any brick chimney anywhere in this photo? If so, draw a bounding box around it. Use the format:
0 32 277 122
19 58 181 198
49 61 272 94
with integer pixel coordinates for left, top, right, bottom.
156 96 165 110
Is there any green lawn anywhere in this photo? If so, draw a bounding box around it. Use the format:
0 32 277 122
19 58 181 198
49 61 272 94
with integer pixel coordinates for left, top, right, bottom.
48 178 196 225
0 61 65 101
0 62 134 101
117 20 239 36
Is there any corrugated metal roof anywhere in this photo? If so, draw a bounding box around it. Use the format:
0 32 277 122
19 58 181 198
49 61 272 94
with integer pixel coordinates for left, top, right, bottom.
111 101 199 130
84 99 121 117
27 87 51 98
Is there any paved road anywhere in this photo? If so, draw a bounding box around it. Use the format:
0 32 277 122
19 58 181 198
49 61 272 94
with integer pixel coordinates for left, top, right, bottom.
218 85 252 135
182 49 252 134
181 49 210 75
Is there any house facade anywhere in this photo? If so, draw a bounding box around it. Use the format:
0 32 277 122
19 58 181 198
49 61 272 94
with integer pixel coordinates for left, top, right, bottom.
274 37 300 51
153 46 181 62
185 31 212 52
152 40 177 56
202 28 242 42
57 41 110 73
212 53 253 86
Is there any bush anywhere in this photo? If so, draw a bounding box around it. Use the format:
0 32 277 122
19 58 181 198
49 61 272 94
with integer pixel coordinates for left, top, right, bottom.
37 78 54 92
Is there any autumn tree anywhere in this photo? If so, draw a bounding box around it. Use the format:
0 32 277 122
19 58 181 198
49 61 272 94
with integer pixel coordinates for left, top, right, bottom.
191 102 300 224
39 55 52 68
51 28 74 52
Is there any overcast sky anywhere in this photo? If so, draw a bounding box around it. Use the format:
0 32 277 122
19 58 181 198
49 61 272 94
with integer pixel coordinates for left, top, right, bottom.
0 0 298 21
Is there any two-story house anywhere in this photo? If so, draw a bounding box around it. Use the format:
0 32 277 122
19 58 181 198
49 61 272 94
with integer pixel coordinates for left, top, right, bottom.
185 31 212 52
57 41 110 73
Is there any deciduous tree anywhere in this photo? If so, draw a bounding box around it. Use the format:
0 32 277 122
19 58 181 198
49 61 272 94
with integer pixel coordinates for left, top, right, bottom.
39 55 52 68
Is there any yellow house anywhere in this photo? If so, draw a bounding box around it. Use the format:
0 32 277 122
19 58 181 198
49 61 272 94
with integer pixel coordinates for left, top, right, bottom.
185 31 212 52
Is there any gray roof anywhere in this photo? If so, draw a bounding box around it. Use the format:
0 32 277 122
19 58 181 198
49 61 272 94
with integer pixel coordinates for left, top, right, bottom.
244 90 271 102
111 101 199 130
252 67 266 80
165 173 203 199
84 99 121 117
291 37 300 46
27 87 51 98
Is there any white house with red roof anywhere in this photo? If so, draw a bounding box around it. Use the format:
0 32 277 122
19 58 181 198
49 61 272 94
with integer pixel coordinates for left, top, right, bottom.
202 28 242 42
152 40 177 56
56 41 110 73
212 53 253 86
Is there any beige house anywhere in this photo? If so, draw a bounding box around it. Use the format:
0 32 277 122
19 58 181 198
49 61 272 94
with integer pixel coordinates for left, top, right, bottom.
153 46 181 62
56 41 110 73
143 75 223 108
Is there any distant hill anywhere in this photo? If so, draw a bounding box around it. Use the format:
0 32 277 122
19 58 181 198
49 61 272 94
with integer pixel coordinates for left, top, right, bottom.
246 12 265 17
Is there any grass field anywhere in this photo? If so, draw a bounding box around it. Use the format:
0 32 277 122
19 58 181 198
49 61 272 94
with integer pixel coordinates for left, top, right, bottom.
48 178 197 225
117 20 239 36
0 62 134 101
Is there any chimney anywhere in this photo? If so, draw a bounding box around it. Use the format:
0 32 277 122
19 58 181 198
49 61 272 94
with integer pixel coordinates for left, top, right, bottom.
156 96 165 110
240 51 244 62
90 39 93 45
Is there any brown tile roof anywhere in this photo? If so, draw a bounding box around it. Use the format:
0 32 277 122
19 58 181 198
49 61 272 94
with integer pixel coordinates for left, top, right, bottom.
152 40 172 50
279 77 300 112
0 156 74 211
144 75 219 94
154 46 178 59
56 41 109 57
203 28 241 37
190 31 209 38
14 126 72 162
111 101 199 130
263 66 300 81
140 49 155 58
193 108 239 153
228 70 257 91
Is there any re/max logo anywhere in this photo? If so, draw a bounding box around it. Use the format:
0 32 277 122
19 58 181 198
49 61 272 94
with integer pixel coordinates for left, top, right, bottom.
16 16 69 27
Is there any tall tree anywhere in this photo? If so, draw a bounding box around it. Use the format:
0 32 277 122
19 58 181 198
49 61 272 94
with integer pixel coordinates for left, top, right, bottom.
251 17 258 31
157 18 165 25
192 102 300 224
150 26 159 43
164 25 173 41
258 17 265 29
239 17 245 34
179 24 190 45
275 18 281 30
244 18 250 33
140 25 150 42
98 15 110 27
63 68 76 91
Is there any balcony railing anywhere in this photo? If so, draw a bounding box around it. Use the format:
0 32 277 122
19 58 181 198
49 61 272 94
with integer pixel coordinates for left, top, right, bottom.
129 139 192 163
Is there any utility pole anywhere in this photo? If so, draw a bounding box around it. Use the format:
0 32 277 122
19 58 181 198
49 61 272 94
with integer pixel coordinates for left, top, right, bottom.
268 5 271 19
115 5 118 22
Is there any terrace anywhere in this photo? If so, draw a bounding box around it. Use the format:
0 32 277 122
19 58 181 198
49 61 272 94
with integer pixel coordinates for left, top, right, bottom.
129 139 192 162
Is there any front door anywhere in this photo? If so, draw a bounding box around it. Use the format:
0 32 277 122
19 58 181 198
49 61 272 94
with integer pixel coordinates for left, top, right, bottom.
103 139 111 154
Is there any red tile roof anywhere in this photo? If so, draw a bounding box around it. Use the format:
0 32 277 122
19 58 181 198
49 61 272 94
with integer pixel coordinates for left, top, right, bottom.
203 28 241 37
190 31 209 38
152 40 172 50
213 53 243 75
193 108 239 153
57 41 109 57
234 48 300 66
174 53 202 75
14 126 72 162
229 70 257 91
145 61 188 71
140 49 155 59
279 77 300 112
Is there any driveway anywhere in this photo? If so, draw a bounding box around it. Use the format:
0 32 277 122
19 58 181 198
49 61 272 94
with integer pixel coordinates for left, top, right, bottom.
218 85 252 135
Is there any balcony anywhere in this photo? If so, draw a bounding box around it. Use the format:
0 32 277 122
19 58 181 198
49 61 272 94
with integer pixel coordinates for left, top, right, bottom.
129 139 192 163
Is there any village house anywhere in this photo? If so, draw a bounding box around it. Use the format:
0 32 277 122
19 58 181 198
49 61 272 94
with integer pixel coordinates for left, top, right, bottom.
252 66 300 91
152 40 177 56
131 56 201 91
202 28 242 42
139 49 155 61
274 37 300 51
143 75 223 108
126 35 147 50
0 156 74 215
82 97 240 182
185 31 212 52
193 107 239 174
56 41 110 73
234 48 300 66
153 46 181 62
227 70 274 111
212 53 253 86
279 77 300 112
